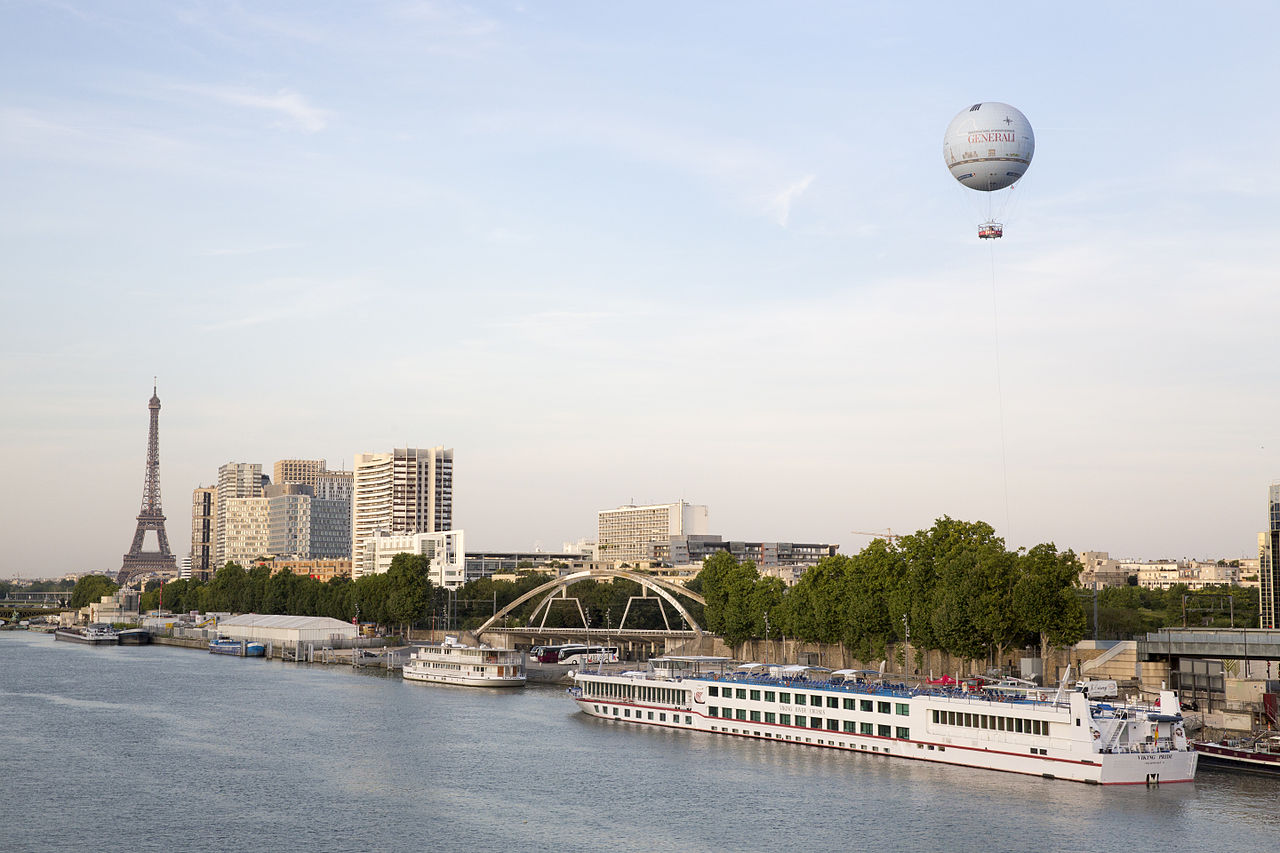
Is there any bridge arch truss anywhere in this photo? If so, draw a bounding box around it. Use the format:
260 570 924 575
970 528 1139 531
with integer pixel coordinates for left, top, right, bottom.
474 569 706 638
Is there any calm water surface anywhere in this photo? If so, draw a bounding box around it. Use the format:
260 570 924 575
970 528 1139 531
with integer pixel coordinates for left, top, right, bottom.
1 633 1277 852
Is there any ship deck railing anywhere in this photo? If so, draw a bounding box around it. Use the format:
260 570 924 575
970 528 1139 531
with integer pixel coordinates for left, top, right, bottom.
622 670 1079 710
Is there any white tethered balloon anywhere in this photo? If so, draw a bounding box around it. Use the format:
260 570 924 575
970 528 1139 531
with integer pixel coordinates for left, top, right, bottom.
943 102 1035 239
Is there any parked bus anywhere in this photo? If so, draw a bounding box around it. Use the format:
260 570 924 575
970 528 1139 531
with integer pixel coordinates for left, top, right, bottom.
533 645 573 663
557 645 619 666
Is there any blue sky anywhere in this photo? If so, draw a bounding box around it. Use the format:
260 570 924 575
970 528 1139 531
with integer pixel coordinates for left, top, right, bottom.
3 1 1279 577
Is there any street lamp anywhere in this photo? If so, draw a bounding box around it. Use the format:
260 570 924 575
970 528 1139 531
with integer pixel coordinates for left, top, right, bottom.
764 611 770 666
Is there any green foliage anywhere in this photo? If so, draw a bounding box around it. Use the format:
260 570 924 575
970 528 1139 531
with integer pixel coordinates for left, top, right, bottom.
1013 543 1087 660
692 517 1103 663
70 575 119 609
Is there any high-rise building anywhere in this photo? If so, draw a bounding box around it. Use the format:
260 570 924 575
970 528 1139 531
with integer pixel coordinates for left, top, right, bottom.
273 459 326 488
222 496 271 567
597 501 709 565
190 486 216 580
267 484 351 560
1261 483 1280 629
216 462 264 567
352 447 453 574
316 469 354 503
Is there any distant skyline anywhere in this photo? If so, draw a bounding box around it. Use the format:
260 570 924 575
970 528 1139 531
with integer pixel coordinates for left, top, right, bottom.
4 2 1280 578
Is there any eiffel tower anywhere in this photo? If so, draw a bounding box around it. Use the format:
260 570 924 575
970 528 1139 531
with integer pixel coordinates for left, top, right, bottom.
118 382 178 584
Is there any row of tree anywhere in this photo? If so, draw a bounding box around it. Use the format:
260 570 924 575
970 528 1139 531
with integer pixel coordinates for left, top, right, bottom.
694 517 1087 664
139 554 435 630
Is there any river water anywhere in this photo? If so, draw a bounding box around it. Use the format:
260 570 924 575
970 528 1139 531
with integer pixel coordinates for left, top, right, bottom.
1 632 1277 853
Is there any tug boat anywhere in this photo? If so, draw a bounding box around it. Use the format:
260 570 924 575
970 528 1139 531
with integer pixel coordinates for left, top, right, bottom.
402 636 526 688
569 657 1197 786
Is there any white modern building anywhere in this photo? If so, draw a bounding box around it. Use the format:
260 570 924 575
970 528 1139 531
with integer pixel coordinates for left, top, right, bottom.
359 529 466 589
597 501 709 566
352 447 453 574
222 496 271 567
216 462 265 567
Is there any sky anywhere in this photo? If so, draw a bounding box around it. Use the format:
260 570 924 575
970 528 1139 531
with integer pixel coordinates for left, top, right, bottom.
3 1 1279 578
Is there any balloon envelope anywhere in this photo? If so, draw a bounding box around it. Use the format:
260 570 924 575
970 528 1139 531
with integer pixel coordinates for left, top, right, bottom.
943 102 1034 192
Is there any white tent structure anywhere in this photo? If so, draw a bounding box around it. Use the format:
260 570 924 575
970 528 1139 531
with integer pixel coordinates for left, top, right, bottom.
216 614 358 646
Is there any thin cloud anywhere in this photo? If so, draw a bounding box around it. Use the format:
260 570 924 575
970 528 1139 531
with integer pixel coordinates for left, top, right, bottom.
178 85 332 133
765 174 815 226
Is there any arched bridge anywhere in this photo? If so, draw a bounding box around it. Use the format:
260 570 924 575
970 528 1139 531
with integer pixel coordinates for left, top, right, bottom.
474 568 706 638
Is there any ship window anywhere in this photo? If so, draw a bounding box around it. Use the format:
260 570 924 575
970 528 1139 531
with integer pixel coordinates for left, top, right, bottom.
897 727 910 740
765 712 776 724
1043 723 1050 737
844 720 856 733
709 686 719 697
795 715 807 727
827 697 839 708
1015 719 1023 733
625 709 631 717
861 700 874 712
861 722 873 735
878 725 892 737
932 710 939 724
613 708 619 715
780 714 791 726
750 690 761 701
779 692 791 703
765 691 776 702
659 713 666 722
722 708 732 719
685 716 691 725
998 717 1005 731
845 698 856 710
735 709 746 720
1024 719 1032 734
878 702 891 714
736 689 747 700
751 711 761 722
826 719 839 731
896 703 910 715
709 706 719 717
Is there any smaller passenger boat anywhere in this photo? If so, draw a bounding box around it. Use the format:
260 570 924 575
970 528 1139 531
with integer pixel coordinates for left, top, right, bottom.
1193 732 1280 775
209 637 266 657
54 624 120 645
403 636 525 688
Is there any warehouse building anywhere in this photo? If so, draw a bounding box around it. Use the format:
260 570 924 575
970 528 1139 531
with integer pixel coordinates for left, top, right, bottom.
215 614 358 646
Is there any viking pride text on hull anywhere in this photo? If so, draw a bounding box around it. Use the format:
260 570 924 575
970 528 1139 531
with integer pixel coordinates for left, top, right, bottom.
967 131 1016 144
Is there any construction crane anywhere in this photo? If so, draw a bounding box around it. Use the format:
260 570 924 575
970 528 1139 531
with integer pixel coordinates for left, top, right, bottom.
850 528 902 545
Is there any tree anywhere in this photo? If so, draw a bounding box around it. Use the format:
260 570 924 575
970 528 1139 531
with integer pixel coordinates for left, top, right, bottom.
70 575 118 609
384 553 434 631
1014 544 1087 663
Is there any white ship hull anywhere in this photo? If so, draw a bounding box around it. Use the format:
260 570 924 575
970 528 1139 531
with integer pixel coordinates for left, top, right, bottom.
402 639 527 689
404 667 526 688
571 661 1197 787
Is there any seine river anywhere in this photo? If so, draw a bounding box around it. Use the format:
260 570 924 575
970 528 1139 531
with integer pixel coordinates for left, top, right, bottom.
2 633 1277 853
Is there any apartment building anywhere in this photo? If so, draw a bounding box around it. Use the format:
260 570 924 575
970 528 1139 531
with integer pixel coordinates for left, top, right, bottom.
597 501 709 566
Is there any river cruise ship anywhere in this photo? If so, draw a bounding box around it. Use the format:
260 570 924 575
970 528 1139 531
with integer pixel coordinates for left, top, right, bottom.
403 637 526 688
568 656 1197 786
